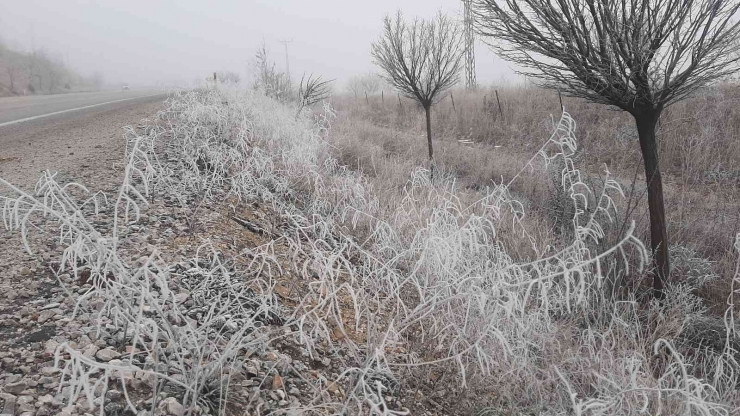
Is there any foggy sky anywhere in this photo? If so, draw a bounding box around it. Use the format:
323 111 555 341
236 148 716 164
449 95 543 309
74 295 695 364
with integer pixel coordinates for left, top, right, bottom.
0 0 518 88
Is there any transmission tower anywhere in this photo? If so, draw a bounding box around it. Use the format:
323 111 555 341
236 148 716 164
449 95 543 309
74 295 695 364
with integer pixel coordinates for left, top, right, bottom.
462 0 477 89
278 39 293 80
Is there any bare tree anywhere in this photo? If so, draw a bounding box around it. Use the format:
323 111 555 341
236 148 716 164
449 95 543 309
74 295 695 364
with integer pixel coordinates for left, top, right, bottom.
346 76 362 97
218 70 241 84
253 42 293 103
46 57 65 93
90 71 104 91
26 50 43 93
3 55 25 95
474 0 740 297
346 73 383 97
371 10 465 168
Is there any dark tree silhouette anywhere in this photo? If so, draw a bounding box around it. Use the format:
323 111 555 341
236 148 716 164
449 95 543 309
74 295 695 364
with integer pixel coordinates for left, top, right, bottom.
473 0 740 297
371 11 465 175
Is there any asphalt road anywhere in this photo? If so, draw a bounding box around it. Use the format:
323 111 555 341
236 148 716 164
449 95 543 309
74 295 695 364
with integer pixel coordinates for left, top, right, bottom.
0 90 166 126
0 91 168 191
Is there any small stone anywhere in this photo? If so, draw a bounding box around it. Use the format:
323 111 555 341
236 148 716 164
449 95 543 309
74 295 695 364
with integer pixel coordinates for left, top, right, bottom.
89 299 105 311
0 392 16 416
95 348 120 362
44 340 60 355
272 374 283 390
107 389 121 400
326 381 340 395
174 293 189 304
82 344 99 357
35 406 51 416
244 363 259 377
3 380 27 394
1 358 14 370
37 310 58 324
37 394 54 405
157 397 184 416
332 326 345 340
6 375 21 384
40 303 61 311
39 367 59 376
16 396 34 406
20 267 31 276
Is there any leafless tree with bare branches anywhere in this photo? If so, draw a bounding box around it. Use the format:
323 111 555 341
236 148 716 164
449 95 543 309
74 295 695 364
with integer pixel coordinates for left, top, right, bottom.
346 72 385 97
371 10 465 172
5 56 25 94
253 42 293 103
217 70 241 84
473 0 740 297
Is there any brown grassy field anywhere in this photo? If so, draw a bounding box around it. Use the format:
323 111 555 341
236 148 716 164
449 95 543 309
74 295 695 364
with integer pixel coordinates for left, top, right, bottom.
328 84 740 314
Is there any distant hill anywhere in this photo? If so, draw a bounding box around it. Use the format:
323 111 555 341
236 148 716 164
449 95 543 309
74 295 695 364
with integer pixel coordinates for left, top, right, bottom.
0 39 102 97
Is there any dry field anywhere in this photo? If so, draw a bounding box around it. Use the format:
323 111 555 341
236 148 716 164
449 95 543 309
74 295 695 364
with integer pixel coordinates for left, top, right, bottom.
330 85 740 312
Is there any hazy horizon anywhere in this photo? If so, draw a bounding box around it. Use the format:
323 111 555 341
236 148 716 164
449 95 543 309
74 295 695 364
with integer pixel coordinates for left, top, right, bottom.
0 0 519 89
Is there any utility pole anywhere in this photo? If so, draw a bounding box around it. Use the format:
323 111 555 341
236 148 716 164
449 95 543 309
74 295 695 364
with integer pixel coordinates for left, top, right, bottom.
278 39 293 80
462 0 477 89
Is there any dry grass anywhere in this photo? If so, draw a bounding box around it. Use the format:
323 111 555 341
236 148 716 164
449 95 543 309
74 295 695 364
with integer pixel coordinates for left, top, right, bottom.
329 84 740 313
4 85 740 415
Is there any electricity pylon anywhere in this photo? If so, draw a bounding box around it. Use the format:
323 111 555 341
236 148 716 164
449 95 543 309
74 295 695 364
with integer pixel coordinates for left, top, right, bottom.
278 39 293 80
462 0 477 89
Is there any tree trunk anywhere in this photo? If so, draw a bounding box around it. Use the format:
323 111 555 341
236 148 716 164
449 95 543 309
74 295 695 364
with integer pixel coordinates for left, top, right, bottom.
424 105 434 180
424 105 433 160
8 70 15 94
635 112 669 299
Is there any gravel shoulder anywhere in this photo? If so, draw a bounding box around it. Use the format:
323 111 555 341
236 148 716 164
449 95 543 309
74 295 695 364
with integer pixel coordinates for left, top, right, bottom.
0 97 167 416
0 94 365 416
0 90 437 416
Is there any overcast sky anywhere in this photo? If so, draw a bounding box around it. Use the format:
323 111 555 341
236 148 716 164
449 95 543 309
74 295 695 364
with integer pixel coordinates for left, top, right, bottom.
0 0 519 88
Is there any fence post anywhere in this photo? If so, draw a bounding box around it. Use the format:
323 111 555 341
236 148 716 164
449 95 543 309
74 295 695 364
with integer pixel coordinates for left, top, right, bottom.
558 90 563 113
398 93 402 108
451 93 456 112
495 90 503 119
213 72 217 82
365 91 369 104
382 90 384 103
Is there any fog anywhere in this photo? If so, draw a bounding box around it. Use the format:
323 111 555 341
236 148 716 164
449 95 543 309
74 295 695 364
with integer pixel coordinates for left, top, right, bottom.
0 0 518 89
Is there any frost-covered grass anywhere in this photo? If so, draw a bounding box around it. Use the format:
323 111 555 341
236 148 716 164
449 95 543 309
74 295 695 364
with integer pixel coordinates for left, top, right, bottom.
3 85 740 415
332 86 740 311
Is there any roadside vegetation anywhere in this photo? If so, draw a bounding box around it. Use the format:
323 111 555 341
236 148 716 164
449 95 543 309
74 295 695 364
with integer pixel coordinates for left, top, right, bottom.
2 1 740 415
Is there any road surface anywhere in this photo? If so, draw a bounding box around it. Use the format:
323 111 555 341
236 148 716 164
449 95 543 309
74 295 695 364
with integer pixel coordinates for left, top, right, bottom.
0 90 166 126
0 91 168 191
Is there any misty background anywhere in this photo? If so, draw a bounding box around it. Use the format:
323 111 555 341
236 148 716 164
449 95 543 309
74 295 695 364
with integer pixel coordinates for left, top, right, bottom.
0 0 518 89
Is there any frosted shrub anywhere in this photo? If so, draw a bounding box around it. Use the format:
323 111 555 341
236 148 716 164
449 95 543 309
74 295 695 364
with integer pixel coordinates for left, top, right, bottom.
4 85 740 415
